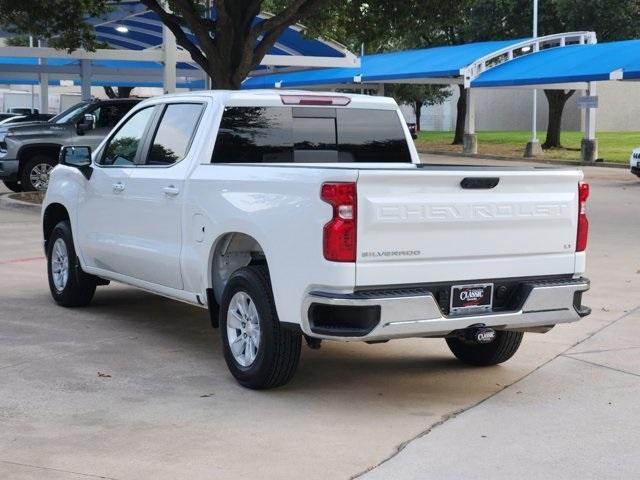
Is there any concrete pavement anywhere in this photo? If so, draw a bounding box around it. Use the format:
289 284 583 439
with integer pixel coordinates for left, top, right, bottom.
0 158 639 479
361 307 640 480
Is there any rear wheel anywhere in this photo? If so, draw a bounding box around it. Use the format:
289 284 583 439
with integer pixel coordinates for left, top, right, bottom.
21 154 56 192
2 180 21 192
47 220 96 307
220 265 301 389
446 331 524 366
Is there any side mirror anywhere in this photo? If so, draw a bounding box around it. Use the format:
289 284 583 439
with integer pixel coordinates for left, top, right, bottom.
76 113 95 135
59 146 93 180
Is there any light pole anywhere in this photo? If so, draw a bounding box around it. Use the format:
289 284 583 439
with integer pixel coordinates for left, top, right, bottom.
525 0 543 157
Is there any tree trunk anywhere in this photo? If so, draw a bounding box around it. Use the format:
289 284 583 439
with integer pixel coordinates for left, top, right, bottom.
453 84 466 145
542 89 575 149
414 100 423 131
117 86 134 98
103 86 134 98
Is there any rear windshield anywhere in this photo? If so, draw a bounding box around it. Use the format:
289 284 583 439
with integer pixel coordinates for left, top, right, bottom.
211 106 411 163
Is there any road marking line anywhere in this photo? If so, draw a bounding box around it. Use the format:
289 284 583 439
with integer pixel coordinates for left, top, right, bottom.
0 256 45 265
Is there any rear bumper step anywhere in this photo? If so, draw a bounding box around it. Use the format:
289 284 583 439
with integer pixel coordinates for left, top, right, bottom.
303 277 590 341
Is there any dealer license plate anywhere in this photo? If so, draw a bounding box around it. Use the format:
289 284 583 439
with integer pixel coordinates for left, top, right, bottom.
450 283 493 315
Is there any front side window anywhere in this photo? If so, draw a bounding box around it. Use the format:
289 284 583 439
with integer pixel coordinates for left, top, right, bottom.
211 106 411 164
144 103 204 166
99 107 154 166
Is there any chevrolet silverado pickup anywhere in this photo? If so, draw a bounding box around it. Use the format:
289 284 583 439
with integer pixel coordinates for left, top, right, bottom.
42 90 591 389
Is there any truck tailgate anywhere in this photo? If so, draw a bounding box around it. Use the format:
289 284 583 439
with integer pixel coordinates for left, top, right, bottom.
355 167 582 287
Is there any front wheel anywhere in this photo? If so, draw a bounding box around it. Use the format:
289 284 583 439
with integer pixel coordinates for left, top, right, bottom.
47 220 96 307
220 265 301 389
446 330 524 366
21 155 56 192
2 180 21 192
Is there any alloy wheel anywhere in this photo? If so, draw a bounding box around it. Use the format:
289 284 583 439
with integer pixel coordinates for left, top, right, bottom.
29 163 53 191
226 291 261 367
51 238 69 292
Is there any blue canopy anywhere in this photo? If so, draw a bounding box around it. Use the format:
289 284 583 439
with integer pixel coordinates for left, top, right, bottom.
472 39 640 87
244 37 640 90
243 39 525 88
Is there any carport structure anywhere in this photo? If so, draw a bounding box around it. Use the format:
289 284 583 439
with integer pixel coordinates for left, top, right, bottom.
0 0 358 111
244 32 640 161
471 39 640 160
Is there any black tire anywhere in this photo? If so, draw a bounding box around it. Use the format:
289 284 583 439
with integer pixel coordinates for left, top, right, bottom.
21 154 56 192
446 331 524 366
46 220 96 307
2 180 21 192
220 265 301 389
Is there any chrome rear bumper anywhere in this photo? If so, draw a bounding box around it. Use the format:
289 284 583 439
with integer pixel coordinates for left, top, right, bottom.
302 278 590 341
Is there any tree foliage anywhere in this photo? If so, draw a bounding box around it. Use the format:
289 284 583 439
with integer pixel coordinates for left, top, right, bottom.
0 0 339 89
0 0 111 51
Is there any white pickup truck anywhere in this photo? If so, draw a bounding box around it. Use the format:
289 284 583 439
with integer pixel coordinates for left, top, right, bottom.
42 90 591 389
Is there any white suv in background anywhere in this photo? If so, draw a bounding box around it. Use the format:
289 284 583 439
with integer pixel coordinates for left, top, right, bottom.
631 148 640 177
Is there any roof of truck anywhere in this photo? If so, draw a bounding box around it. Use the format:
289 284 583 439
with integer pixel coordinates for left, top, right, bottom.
150 89 399 109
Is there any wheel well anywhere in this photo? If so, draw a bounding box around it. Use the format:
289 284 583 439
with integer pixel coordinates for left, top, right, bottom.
210 233 266 304
43 203 70 250
18 145 62 175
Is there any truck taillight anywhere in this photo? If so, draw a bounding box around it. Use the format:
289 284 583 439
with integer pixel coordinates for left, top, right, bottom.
321 182 357 262
576 182 589 252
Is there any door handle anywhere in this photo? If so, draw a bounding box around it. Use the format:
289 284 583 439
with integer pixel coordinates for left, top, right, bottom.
112 182 125 193
163 185 180 196
460 177 500 189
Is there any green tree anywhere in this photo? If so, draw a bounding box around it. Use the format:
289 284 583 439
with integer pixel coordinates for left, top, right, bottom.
0 0 340 89
5 35 29 47
386 84 452 131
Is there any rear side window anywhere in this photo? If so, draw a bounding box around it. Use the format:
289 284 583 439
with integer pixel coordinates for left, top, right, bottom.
211 106 411 163
144 103 204 166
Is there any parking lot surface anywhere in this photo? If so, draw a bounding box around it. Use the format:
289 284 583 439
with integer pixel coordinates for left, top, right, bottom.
1 156 639 479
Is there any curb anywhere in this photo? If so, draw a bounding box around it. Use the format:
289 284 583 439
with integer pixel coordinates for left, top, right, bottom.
418 150 628 169
0 193 42 213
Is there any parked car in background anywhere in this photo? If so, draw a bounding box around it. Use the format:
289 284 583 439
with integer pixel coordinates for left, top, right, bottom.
7 107 39 115
0 113 19 123
0 99 140 192
0 113 55 125
631 148 640 177
43 90 591 389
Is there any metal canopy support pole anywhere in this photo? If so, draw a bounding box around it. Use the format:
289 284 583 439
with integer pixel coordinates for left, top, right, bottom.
38 39 48 114
80 59 92 101
463 88 477 154
524 0 543 158
162 7 177 94
39 70 49 114
581 82 598 162
376 83 385 96
39 66 48 114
